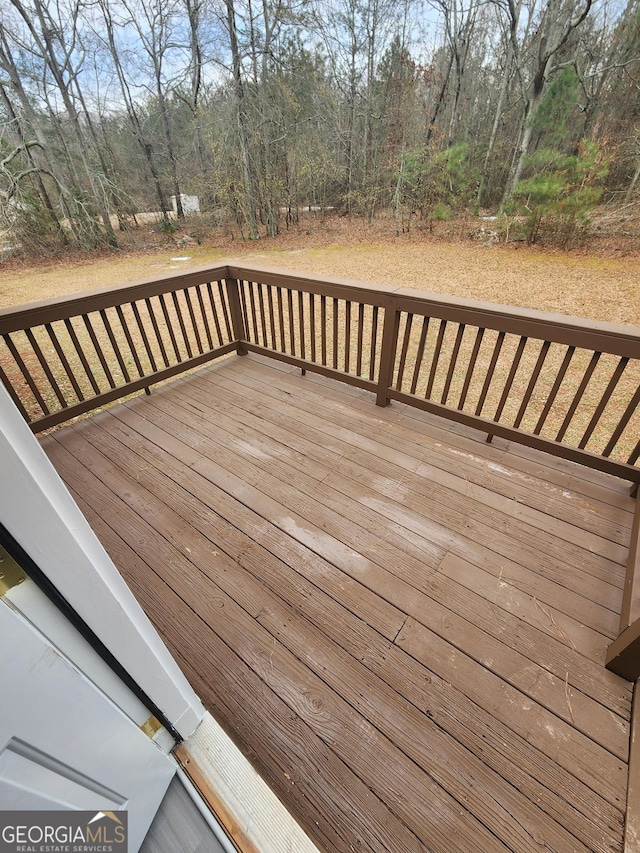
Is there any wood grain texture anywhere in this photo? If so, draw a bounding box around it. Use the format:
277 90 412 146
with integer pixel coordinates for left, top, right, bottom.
41 354 635 853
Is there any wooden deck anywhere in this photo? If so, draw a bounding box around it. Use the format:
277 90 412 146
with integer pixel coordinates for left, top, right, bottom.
41 353 635 853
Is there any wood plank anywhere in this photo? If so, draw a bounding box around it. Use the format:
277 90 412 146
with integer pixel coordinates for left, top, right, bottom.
47 439 512 853
178 369 622 633
124 384 631 736
226 353 635 526
90 398 631 781
45 416 626 849
215 356 631 578
68 491 425 853
39 356 635 853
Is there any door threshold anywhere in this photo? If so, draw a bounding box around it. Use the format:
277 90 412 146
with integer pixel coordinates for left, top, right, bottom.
174 712 320 853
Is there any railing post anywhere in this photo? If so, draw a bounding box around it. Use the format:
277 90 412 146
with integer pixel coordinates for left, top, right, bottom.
376 298 400 407
226 278 247 356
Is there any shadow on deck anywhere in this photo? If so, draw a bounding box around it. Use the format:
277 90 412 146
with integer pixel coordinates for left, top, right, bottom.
41 353 634 853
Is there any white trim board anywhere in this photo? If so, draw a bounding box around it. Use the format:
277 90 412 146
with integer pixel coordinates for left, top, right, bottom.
177 712 321 853
0 382 204 738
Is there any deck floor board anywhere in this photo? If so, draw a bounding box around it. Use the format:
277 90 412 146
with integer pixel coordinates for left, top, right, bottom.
41 354 634 853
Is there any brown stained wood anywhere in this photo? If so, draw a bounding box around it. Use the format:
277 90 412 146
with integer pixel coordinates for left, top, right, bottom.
115 305 145 378
159 371 622 640
580 357 630 450
130 303 159 373
45 323 85 401
183 288 204 355
60 424 604 849
144 298 170 368
38 356 637 853
105 389 630 754
557 351 602 441
221 356 632 553
458 325 484 408
476 330 505 415
195 285 214 352
426 317 447 399
4 332 49 414
69 494 425 853
47 440 506 853
440 322 466 405
604 383 640 458
494 334 528 421
410 315 429 395
24 328 67 407
205 284 224 348
514 339 551 428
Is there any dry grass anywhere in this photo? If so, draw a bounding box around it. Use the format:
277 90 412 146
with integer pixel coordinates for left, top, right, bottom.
1 217 638 466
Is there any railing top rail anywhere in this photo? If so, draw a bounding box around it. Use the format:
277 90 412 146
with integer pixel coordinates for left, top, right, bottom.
2 259 639 349
0 263 231 333
229 263 640 353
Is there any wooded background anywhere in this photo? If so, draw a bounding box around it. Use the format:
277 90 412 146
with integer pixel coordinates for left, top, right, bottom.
0 0 638 250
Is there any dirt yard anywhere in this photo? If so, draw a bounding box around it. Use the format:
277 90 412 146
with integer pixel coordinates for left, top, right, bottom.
1 217 639 328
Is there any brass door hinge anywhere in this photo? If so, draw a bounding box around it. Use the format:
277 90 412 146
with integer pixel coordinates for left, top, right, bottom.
140 715 162 739
0 545 27 596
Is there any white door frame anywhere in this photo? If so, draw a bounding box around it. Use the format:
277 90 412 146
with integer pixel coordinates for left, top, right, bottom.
0 382 204 740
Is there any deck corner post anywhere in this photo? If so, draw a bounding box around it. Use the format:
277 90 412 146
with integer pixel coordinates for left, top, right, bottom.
226 278 248 356
376 299 400 407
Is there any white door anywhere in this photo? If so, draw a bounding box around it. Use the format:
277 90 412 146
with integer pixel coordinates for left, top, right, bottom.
0 598 176 851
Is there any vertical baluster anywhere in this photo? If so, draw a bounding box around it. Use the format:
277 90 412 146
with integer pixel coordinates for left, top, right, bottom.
344 300 351 373
25 328 67 407
217 281 233 341
603 383 640 457
458 327 484 409
556 351 601 442
409 317 429 396
158 294 182 362
83 314 117 386
369 305 379 381
395 313 413 391
287 289 296 356
45 324 85 401
356 303 364 376
99 309 131 381
238 281 250 344
628 437 640 466
277 288 286 352
332 298 339 370
145 298 171 367
298 291 306 360
195 285 214 351
441 323 466 405
534 345 575 434
171 291 193 358
257 283 268 348
321 295 327 366
267 285 277 350
130 303 158 373
3 333 50 415
183 288 204 354
493 336 527 422
247 282 260 344
64 318 102 395
425 320 447 400
475 331 505 416
578 356 629 449
309 293 317 363
206 284 225 347
115 306 145 377
513 340 550 428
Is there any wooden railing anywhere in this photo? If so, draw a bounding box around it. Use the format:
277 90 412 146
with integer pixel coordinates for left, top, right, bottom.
0 265 240 432
1 262 639 485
